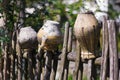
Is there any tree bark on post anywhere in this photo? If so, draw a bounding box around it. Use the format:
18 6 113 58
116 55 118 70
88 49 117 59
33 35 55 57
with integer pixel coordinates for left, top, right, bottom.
100 16 109 80
108 20 119 80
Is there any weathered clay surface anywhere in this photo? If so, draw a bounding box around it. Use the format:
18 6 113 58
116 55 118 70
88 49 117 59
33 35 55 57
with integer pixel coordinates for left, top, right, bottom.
74 13 100 59
18 27 37 49
37 20 62 50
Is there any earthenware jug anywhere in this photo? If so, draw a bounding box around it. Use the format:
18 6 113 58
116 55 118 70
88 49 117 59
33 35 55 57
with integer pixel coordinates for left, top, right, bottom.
37 20 62 50
18 27 37 49
74 12 100 59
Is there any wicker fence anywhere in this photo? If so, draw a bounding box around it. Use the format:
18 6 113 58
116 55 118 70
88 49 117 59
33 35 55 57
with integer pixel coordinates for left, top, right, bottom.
0 17 120 80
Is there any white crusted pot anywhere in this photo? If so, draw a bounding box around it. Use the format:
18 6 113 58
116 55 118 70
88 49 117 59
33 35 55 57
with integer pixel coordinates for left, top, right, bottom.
18 27 37 49
37 20 62 50
74 12 100 59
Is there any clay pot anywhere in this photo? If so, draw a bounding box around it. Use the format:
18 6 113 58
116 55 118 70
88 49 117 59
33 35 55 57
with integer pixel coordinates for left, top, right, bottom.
74 12 100 59
37 20 62 50
18 27 37 49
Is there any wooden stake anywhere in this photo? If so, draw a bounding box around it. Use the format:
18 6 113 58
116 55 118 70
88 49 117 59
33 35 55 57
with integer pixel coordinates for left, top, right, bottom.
44 51 52 80
108 20 118 80
50 53 58 80
100 16 109 80
59 22 69 80
73 40 83 80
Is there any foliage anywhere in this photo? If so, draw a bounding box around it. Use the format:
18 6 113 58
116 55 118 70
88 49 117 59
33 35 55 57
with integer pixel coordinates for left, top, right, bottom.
108 4 120 19
68 74 73 80
25 0 83 31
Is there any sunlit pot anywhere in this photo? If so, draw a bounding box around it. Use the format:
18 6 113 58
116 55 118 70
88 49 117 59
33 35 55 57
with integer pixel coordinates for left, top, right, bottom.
74 12 100 59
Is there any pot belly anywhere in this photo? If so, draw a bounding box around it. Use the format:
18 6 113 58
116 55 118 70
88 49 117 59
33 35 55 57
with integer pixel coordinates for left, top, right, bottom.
74 13 100 59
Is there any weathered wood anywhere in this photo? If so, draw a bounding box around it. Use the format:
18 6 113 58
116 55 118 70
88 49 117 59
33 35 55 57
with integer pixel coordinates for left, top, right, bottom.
7 54 11 79
100 17 109 80
87 60 92 80
23 58 28 80
64 59 69 80
35 48 44 80
0 57 3 80
73 40 83 80
41 58 45 80
10 53 16 80
16 0 25 79
59 22 69 80
16 43 22 80
108 20 119 80
44 51 52 80
68 27 73 53
28 50 34 80
3 45 9 80
50 54 58 80
63 26 73 80
87 59 96 80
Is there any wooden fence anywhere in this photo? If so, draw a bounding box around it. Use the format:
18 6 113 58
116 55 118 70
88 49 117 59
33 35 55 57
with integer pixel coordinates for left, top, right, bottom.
0 17 120 80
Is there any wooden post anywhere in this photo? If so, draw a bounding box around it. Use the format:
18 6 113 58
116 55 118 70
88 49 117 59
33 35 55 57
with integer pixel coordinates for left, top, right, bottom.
23 57 28 80
41 57 45 80
11 29 17 80
28 49 34 80
16 43 22 80
59 22 69 80
87 60 92 80
16 0 25 79
87 59 97 80
63 27 73 80
108 20 119 80
3 44 9 80
44 51 52 80
35 48 44 80
73 40 83 80
50 53 58 80
68 27 73 53
0 57 3 80
100 17 109 80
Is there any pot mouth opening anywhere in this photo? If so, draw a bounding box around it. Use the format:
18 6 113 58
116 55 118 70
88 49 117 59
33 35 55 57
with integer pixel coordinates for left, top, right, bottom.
79 11 94 15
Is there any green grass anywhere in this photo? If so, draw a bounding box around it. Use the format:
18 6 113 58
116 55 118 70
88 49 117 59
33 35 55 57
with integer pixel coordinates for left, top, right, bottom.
68 74 73 80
